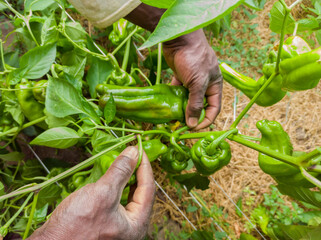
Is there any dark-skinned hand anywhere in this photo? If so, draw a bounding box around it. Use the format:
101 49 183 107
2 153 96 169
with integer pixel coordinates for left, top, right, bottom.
29 147 155 240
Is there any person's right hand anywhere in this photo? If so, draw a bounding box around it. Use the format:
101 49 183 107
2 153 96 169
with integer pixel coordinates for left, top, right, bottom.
29 147 155 240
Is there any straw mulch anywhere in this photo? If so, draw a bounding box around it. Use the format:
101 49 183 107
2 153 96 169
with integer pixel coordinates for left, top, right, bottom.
149 1 321 239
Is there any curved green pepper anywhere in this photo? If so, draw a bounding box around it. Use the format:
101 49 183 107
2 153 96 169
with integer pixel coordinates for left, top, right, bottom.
280 47 321 91
257 120 320 187
142 139 168 162
96 84 189 124
191 132 232 176
107 68 136 86
160 145 189 174
220 36 312 107
32 80 48 103
257 119 298 176
99 150 120 173
15 80 47 129
220 63 286 106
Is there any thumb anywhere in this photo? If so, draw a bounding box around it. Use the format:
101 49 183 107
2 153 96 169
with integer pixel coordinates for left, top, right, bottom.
186 83 206 128
97 147 138 190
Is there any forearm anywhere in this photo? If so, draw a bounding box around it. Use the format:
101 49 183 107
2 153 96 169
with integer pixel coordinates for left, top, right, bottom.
125 3 166 32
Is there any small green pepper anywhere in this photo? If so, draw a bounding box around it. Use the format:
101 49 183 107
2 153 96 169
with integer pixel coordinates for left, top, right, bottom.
280 47 321 91
142 139 168 162
108 19 132 45
15 80 47 129
191 131 232 176
107 68 136 86
160 145 189 174
32 80 48 103
99 150 120 173
96 84 189 124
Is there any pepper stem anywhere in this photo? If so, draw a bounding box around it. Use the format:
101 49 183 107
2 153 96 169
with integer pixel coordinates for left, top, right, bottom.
206 129 238 155
300 167 321 190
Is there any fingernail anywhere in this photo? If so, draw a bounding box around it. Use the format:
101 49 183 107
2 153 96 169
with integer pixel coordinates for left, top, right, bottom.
121 147 138 160
188 117 199 127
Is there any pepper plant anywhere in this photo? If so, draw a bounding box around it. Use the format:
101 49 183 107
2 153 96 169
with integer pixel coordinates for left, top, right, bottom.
0 0 321 238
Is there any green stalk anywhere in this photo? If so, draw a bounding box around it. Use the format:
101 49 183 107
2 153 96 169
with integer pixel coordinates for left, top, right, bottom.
121 37 131 71
0 135 136 201
300 167 321 189
297 149 321 164
0 40 6 71
206 129 238 155
112 27 139 55
228 134 300 167
0 192 33 238
230 73 277 128
23 192 39 239
308 165 321 174
143 130 172 137
132 68 152 86
97 126 143 134
0 116 47 137
155 43 162 85
137 134 143 168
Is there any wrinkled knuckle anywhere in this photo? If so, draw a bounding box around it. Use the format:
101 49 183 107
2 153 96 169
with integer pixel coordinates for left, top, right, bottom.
189 101 204 114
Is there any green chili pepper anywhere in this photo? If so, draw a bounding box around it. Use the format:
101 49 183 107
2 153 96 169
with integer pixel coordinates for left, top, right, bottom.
108 19 132 45
191 131 233 176
15 80 47 129
142 139 168 162
257 120 321 187
220 63 286 107
32 80 48 103
280 47 321 91
96 84 189 124
160 145 189 174
99 150 120 173
107 68 136 86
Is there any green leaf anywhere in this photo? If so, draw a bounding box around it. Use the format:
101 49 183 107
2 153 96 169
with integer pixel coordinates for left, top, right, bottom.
240 233 258 240
21 159 44 179
298 211 321 225
141 0 243 48
18 43 56 79
103 94 116 125
34 203 48 223
316 30 321 46
244 0 266 10
251 205 269 234
25 0 57 11
64 22 87 45
44 109 73 128
86 57 113 98
0 152 24 162
0 2 7 11
269 1 295 34
277 224 321 239
41 12 58 45
174 173 210 192
91 130 115 152
46 76 99 122
277 184 321 208
30 127 79 149
0 181 5 196
190 230 214 240
37 184 62 208
140 0 175 8
236 197 243 217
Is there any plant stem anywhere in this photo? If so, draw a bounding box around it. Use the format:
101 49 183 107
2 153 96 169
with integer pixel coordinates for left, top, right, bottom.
97 126 143 134
300 167 321 189
0 40 6 71
206 129 238 155
132 68 152 86
308 165 321 173
228 134 300 167
112 27 139 56
178 131 220 140
143 130 172 137
137 134 143 168
121 37 131 71
289 0 303 10
0 135 136 201
230 73 277 128
0 192 33 237
0 116 47 137
23 192 39 239
156 43 162 85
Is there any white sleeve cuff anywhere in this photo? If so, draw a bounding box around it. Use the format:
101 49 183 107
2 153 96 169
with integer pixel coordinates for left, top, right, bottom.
68 0 141 28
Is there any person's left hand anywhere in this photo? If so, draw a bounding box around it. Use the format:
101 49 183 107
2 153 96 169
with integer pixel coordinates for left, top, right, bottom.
163 29 223 130
29 146 155 240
